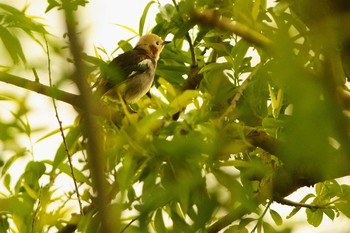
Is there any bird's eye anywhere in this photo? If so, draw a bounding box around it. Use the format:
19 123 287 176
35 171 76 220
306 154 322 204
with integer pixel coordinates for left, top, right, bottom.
156 41 160 45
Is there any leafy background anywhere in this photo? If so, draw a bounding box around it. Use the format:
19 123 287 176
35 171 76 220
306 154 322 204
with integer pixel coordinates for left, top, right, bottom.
1 0 350 232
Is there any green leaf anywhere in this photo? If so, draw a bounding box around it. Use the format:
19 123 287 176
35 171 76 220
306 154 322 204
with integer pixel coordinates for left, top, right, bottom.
0 26 25 63
117 39 133 52
201 42 230 55
262 222 278 233
169 90 201 114
335 202 350 218
287 194 315 219
0 3 46 46
0 215 10 233
77 210 99 233
3 174 11 193
139 1 155 35
315 182 324 196
232 40 250 72
252 0 261 20
114 23 138 35
306 208 323 227
224 225 248 233
199 62 232 74
272 1 289 16
24 161 46 187
45 0 60 13
269 209 283 225
43 160 90 184
323 208 335 220
171 208 191 233
154 209 167 233
1 153 20 176
158 4 175 23
0 196 31 214
35 125 73 143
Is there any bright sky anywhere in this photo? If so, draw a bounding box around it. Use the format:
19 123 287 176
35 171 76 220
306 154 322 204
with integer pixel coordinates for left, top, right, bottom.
1 1 349 232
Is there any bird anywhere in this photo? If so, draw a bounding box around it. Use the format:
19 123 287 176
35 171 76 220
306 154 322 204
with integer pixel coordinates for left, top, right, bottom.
92 33 170 105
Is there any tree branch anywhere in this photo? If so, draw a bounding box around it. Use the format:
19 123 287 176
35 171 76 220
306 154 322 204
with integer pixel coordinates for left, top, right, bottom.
245 128 279 155
62 1 118 232
190 9 273 51
275 197 336 210
0 71 81 107
0 71 116 119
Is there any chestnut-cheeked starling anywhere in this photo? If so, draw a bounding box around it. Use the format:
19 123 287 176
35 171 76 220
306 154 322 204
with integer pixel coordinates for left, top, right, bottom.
92 33 170 104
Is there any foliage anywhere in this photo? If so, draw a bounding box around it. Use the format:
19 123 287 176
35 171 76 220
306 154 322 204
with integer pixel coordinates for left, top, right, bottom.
1 0 350 232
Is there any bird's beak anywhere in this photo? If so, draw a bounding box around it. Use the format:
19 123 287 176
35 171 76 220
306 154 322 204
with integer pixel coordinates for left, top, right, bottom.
163 41 171 45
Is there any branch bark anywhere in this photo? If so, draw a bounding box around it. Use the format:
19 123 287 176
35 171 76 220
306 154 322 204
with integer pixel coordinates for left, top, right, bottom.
190 9 273 52
62 1 118 232
0 71 80 107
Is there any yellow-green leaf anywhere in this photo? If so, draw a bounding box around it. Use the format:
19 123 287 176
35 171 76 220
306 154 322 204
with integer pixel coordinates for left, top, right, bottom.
139 1 155 36
270 209 283 225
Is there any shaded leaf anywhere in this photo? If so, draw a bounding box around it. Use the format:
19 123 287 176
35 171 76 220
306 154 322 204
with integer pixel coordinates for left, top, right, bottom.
0 215 9 233
335 202 350 218
3 174 11 192
224 225 248 233
306 208 323 227
154 209 167 233
269 209 283 225
323 208 335 220
0 26 25 63
199 62 232 74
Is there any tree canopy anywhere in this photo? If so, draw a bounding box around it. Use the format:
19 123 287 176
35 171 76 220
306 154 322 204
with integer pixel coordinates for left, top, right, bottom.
1 0 350 232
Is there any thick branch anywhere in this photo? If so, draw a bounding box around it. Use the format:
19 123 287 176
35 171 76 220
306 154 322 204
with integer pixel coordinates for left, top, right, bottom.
191 9 273 51
0 71 81 107
0 71 116 120
62 1 117 232
245 128 279 155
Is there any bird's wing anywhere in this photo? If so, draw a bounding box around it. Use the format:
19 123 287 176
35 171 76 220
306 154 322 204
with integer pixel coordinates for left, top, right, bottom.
93 48 154 96
108 49 153 82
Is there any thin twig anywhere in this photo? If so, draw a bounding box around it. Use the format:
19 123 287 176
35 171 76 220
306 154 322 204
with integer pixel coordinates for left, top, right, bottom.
171 0 197 66
251 200 272 233
120 217 139 233
219 63 263 121
44 34 84 216
31 186 42 233
275 197 336 210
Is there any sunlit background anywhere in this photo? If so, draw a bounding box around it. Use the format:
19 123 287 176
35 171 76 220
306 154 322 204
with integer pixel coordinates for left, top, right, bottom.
1 0 349 232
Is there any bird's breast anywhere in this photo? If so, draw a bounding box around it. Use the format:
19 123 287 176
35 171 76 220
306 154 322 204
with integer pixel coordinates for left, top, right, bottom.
123 63 156 104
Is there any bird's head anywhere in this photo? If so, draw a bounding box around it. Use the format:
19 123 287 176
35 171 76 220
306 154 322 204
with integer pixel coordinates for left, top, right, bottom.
135 33 170 61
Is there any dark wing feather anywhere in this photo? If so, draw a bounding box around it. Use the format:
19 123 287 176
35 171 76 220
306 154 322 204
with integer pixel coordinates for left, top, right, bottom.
93 48 154 96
